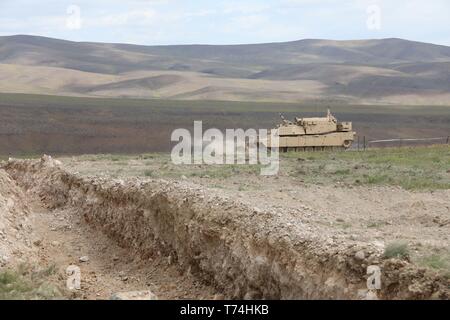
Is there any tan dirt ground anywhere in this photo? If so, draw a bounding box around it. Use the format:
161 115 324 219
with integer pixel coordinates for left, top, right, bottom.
60 156 450 268
0 168 219 300
29 200 218 300
1 153 449 299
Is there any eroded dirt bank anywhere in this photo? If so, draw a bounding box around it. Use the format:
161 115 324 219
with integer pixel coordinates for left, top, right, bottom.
0 169 36 266
3 157 449 299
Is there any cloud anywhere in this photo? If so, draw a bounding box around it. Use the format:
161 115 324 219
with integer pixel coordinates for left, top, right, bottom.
228 14 268 30
0 16 66 33
0 0 449 46
220 1 272 14
86 10 157 28
222 13 305 43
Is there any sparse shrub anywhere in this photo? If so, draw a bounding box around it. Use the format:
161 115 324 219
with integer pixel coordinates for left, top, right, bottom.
337 222 352 229
383 241 410 259
144 170 155 177
334 169 350 175
367 221 386 229
0 264 63 300
294 168 307 175
419 254 450 275
189 172 201 177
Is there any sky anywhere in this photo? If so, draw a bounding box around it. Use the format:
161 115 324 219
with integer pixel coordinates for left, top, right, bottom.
0 0 449 46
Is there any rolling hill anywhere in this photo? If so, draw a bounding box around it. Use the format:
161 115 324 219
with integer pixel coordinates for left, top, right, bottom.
1 35 450 105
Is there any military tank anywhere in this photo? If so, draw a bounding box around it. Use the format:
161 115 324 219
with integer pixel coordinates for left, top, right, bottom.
262 110 355 152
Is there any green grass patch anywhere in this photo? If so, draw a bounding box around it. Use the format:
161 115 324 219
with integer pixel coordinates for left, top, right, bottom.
143 169 156 177
333 169 351 175
383 241 410 260
285 146 450 190
0 264 64 300
417 251 450 277
367 221 387 229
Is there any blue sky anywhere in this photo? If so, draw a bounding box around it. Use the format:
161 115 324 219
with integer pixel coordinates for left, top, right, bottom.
1 0 449 46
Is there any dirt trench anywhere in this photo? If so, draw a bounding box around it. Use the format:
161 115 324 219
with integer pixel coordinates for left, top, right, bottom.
0 167 218 299
2 156 449 300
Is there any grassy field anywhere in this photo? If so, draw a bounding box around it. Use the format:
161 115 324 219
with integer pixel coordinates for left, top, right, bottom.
284 145 450 190
1 93 450 156
59 145 450 191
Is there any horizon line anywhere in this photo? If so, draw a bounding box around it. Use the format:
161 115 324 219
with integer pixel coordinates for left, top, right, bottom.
1 33 449 48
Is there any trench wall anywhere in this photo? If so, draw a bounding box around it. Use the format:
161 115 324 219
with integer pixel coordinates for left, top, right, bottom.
3 157 448 300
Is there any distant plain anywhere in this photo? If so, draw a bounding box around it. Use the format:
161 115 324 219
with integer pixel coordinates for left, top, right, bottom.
1 93 449 156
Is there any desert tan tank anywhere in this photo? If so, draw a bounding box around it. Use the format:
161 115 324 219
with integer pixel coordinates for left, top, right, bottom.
262 109 356 152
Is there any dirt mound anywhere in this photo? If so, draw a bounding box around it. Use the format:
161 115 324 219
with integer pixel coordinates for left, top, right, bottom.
0 168 36 267
3 156 449 299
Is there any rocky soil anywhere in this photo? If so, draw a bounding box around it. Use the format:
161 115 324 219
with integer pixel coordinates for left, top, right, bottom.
0 169 36 267
1 156 448 300
0 158 218 299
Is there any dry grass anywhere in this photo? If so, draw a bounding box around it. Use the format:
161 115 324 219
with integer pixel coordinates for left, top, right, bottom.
285 145 450 190
59 145 450 191
1 93 449 156
0 264 65 300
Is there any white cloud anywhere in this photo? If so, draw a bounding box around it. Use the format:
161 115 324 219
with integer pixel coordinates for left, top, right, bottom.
223 14 305 43
228 14 268 30
86 10 157 28
220 1 272 14
0 0 449 46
